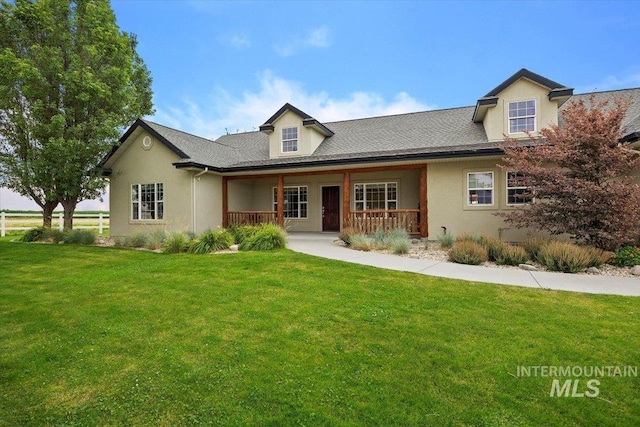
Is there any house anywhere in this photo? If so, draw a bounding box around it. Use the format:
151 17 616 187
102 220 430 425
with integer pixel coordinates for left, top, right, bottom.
101 69 640 240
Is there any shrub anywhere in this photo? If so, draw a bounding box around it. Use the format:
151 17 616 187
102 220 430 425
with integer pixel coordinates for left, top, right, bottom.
448 241 488 265
21 227 47 242
62 229 96 245
338 227 359 245
456 233 484 245
189 229 235 254
438 232 455 249
349 234 372 251
612 246 640 268
45 229 65 243
163 232 191 254
371 228 389 250
583 246 612 268
390 236 412 254
537 242 592 273
238 224 286 251
229 224 260 245
388 228 410 241
146 229 167 250
523 237 551 262
482 237 508 262
495 245 529 266
20 227 64 243
115 232 149 248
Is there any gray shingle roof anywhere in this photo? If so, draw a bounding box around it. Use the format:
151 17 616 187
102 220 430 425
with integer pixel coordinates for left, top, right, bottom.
131 87 640 172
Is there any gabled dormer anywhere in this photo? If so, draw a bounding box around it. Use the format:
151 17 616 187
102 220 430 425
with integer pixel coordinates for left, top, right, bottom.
473 69 573 142
259 103 334 159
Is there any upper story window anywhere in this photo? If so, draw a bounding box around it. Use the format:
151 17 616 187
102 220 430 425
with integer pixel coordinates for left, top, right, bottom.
281 127 298 152
467 172 493 206
508 100 536 133
506 172 533 205
131 183 164 220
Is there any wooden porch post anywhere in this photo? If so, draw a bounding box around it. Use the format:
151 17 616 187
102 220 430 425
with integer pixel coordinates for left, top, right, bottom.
222 176 228 228
420 164 428 238
277 174 284 227
342 171 350 229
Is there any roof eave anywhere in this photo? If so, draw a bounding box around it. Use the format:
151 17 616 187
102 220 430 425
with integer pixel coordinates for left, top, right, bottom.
302 118 334 136
100 119 191 168
178 147 504 174
472 97 499 123
549 87 574 106
621 131 640 144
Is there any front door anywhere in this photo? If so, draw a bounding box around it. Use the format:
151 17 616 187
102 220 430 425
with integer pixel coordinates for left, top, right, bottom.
322 186 340 232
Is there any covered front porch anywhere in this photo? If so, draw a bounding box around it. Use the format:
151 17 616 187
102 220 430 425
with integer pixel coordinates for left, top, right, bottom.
222 164 428 237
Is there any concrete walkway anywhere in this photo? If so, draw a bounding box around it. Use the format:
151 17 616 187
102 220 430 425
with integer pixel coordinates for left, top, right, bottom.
287 233 640 297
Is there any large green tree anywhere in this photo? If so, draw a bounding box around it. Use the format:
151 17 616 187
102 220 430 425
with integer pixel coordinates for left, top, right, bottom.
0 0 153 228
500 95 640 251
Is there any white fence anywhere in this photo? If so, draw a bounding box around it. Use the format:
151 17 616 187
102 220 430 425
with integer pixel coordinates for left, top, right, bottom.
0 212 109 237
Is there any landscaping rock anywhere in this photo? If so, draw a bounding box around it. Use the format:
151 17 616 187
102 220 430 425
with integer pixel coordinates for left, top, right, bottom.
519 264 538 271
631 266 640 276
411 239 421 244
586 267 600 274
229 244 239 252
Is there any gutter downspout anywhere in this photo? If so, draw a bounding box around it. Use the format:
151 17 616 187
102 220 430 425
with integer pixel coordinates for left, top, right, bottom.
193 168 209 233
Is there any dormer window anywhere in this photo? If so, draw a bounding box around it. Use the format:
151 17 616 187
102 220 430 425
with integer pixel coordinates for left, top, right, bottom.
282 127 298 152
508 100 536 133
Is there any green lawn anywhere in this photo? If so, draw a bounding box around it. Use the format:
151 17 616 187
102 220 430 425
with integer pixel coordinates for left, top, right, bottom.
1 241 639 426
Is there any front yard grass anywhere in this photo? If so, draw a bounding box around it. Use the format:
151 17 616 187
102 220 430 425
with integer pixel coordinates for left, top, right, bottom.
0 241 639 426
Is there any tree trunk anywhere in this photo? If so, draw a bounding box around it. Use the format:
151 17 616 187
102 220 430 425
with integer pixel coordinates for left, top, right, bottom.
61 198 78 231
41 200 58 228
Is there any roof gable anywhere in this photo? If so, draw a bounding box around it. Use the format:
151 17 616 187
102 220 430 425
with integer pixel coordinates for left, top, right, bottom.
473 68 574 123
259 103 334 137
483 68 569 97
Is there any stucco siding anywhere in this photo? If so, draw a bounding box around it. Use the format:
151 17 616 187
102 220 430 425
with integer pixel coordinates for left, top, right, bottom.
193 173 223 233
483 78 559 142
108 132 193 237
427 159 542 242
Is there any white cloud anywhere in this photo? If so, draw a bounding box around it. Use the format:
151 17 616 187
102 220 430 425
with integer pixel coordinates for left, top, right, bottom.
229 32 251 49
306 26 330 48
576 68 640 94
274 25 331 57
153 70 435 139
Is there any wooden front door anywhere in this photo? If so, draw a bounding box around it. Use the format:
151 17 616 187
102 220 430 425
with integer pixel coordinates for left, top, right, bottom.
322 186 340 232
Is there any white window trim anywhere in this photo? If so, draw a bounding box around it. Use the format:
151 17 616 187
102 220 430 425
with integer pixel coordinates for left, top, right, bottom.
273 185 308 219
508 99 536 134
506 172 532 205
281 126 299 153
131 182 164 221
353 182 398 211
467 172 494 207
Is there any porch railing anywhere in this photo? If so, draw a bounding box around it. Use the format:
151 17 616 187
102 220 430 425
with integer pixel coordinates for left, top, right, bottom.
227 211 277 226
349 209 420 236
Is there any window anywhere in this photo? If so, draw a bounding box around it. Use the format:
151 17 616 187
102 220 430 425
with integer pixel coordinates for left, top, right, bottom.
354 182 397 210
273 186 307 218
281 127 298 152
467 172 493 206
131 183 164 220
508 100 536 133
507 172 532 205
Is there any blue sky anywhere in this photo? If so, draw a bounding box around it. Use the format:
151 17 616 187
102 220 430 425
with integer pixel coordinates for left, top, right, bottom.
3 0 640 210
